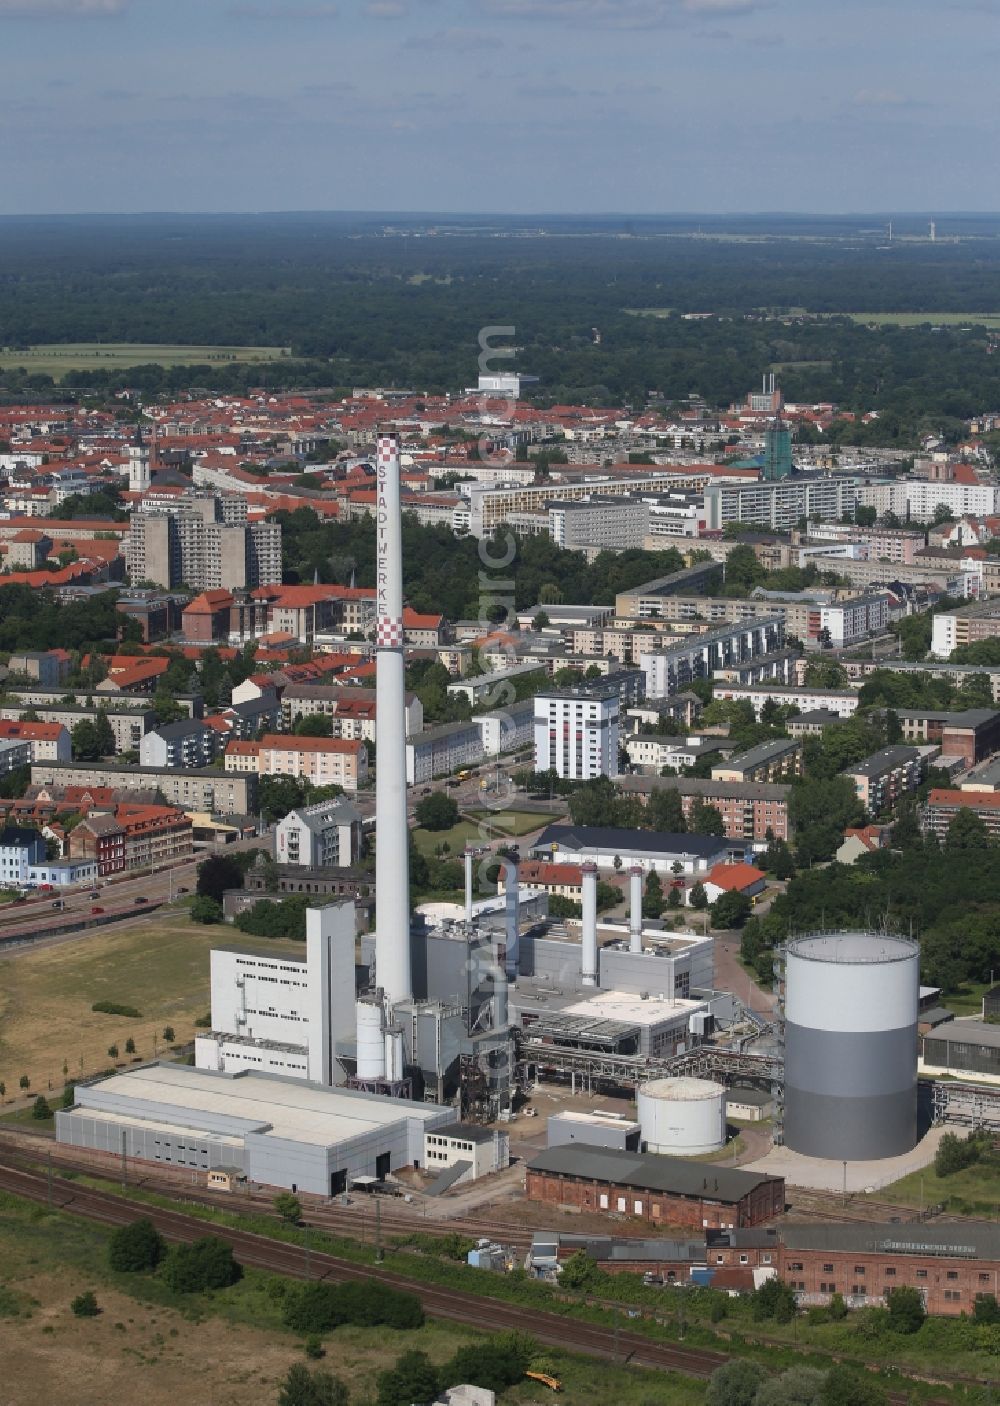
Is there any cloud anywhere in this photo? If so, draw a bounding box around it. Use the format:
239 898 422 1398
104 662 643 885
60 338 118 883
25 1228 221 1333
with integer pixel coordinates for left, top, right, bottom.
366 0 406 13
0 0 128 13
472 0 761 26
406 26 498 50
853 88 913 107
228 1 337 16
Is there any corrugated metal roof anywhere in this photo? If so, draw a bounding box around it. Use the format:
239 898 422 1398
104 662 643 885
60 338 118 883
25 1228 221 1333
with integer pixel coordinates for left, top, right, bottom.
527 1144 781 1203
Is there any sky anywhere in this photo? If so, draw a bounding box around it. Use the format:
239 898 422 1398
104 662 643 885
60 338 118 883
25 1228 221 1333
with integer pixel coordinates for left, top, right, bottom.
0 0 996 215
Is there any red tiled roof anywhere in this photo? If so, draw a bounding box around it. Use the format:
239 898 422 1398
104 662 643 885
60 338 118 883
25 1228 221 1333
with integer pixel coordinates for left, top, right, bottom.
706 862 766 892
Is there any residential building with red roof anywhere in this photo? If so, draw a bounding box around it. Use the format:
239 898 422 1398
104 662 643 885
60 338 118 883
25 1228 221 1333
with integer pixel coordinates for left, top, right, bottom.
0 719 71 763
225 733 367 791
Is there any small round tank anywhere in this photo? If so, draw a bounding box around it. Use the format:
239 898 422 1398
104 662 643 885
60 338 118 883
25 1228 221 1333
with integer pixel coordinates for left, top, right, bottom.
638 1076 727 1156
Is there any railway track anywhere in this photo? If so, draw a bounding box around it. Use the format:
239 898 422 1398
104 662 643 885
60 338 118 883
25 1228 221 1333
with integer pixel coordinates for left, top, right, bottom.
0 1160 967 1400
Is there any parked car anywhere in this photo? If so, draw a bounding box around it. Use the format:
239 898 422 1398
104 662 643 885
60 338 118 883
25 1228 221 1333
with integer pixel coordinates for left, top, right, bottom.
133 896 148 905
89 891 99 899
91 905 104 915
177 886 188 894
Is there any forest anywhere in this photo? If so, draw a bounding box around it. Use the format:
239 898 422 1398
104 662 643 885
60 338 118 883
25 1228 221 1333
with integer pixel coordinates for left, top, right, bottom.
2 215 1000 439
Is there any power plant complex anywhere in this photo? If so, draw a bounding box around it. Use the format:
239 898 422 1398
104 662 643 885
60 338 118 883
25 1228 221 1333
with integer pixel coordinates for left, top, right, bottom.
56 433 942 1202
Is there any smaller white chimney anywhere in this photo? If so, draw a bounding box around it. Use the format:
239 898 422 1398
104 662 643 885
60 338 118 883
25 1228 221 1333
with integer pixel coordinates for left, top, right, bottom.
464 847 475 925
384 1025 405 1083
581 862 598 987
629 865 643 953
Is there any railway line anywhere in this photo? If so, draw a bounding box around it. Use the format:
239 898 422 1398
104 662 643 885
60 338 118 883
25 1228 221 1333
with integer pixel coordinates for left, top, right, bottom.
0 1158 966 1400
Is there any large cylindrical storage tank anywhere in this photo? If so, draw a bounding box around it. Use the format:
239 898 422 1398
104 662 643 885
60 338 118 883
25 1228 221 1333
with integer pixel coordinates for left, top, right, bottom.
638 1077 727 1156
783 932 919 1160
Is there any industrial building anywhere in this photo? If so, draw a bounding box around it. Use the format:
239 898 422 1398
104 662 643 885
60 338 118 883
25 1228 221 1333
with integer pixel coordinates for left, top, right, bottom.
921 1020 1000 1081
782 932 919 1161
531 823 730 878
57 1063 453 1196
525 1145 785 1229
547 1109 642 1152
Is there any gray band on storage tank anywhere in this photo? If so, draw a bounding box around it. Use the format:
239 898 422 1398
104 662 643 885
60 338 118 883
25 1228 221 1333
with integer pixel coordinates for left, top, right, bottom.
785 1023 918 1098
783 1087 917 1161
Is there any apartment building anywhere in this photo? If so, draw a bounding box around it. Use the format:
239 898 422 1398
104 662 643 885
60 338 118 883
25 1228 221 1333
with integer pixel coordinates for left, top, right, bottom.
624 734 732 774
0 720 71 764
857 477 1000 523
227 735 368 791
139 719 220 770
69 803 192 875
125 499 281 592
0 701 155 755
548 496 649 552
613 563 726 618
640 618 785 700
931 599 1000 658
0 826 47 886
844 745 928 813
712 736 803 783
703 476 862 532
274 798 362 868
711 682 859 719
280 685 423 741
534 681 621 780
922 788 1000 841
28 761 257 817
617 776 792 841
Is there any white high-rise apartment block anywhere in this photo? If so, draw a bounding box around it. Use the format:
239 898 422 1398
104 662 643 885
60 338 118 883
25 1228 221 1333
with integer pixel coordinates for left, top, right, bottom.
534 682 620 780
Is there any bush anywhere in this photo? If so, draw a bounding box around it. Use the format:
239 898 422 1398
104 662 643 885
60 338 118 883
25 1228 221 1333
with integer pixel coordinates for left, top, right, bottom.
108 1218 166 1273
274 1192 303 1224
934 1129 986 1177
820 1364 887 1406
277 1363 349 1406
885 1284 925 1335
70 1290 100 1318
283 1280 424 1335
91 1001 141 1018
974 1292 1000 1324
190 895 223 925
415 792 459 831
162 1026 175 1044
706 1359 768 1406
377 1350 439 1406
441 1335 533 1398
828 1290 848 1321
31 1094 52 1120
161 1236 242 1294
852 1305 890 1341
303 1334 324 1359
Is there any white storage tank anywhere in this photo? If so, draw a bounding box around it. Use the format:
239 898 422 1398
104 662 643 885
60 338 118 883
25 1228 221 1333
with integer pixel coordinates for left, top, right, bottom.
637 1076 727 1156
355 996 386 1081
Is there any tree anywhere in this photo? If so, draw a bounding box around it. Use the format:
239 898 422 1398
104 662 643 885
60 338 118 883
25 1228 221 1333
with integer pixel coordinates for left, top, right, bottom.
376 1350 440 1406
163 1026 175 1044
197 853 246 902
753 1276 797 1323
803 658 849 689
278 1364 350 1406
558 1251 601 1290
885 1284 925 1334
161 1236 242 1293
689 880 708 910
706 1359 768 1406
107 1044 119 1060
689 798 726 837
945 807 991 850
190 895 224 925
667 884 682 909
108 1217 166 1272
642 870 664 918
274 1191 303 1224
414 792 459 831
293 715 335 737
124 1036 136 1056
647 784 687 834
31 1094 51 1120
711 890 752 930
70 718 102 761
973 1292 1000 1324
934 1129 982 1176
71 1290 100 1318
18 1074 30 1091
819 1365 887 1406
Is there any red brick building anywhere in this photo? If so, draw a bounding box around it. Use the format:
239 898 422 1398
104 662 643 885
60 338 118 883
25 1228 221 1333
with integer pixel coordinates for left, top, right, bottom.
182 589 235 643
617 777 792 843
778 1221 1000 1318
525 1146 785 1231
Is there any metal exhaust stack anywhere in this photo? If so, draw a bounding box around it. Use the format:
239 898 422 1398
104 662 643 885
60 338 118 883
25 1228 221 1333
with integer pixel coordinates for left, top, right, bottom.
581 862 598 987
629 865 643 953
374 431 412 1010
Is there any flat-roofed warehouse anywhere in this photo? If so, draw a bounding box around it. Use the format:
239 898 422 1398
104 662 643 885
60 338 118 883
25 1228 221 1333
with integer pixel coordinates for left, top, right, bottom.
525 1144 784 1230
57 1063 453 1196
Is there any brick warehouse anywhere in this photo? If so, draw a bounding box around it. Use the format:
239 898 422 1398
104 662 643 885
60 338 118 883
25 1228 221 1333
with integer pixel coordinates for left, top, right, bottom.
778 1221 1000 1318
525 1146 785 1230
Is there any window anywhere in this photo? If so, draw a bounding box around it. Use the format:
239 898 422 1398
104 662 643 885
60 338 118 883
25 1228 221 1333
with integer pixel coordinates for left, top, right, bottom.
884 1268 896 1278
616 1197 626 1213
853 1266 866 1275
740 1254 749 1265
599 1194 608 1210
823 1263 834 1274
946 1271 958 1281
916 1270 927 1279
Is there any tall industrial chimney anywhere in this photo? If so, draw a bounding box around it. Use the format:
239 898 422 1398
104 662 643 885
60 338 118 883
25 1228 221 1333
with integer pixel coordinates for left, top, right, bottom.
629 866 643 954
504 853 519 984
581 862 598 987
464 846 475 925
374 431 412 1009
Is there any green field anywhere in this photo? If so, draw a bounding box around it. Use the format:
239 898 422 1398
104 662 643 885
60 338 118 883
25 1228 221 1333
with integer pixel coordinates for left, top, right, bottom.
837 312 1000 328
0 342 291 376
874 1152 1000 1217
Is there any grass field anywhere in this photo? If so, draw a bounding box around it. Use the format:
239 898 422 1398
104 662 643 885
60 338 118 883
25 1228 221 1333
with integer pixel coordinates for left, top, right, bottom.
0 1192 707 1406
836 312 1000 328
0 912 303 1099
873 1155 1000 1217
0 342 291 377
413 809 559 859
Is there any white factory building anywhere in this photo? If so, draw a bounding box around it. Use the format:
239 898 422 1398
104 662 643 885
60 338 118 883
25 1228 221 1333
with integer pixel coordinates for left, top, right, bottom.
531 823 730 878
195 904 357 1085
534 682 620 780
56 1063 452 1196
